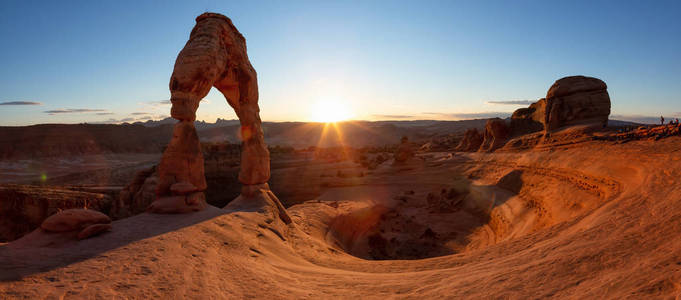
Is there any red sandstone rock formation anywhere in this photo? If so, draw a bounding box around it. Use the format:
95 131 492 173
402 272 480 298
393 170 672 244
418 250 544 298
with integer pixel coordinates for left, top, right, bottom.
0 184 112 242
41 209 111 240
544 76 610 131
114 166 158 218
479 118 510 152
150 13 272 213
511 76 611 135
455 128 483 152
394 136 415 163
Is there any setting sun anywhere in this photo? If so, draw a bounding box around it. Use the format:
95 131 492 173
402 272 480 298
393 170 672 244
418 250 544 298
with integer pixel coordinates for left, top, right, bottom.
310 100 351 123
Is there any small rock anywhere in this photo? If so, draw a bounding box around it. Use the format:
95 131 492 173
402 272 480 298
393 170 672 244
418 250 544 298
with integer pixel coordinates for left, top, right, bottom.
41 209 111 233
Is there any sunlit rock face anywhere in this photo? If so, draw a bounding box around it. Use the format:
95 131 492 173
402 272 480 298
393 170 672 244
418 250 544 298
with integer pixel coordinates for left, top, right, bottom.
511 76 611 134
544 75 610 131
153 12 271 213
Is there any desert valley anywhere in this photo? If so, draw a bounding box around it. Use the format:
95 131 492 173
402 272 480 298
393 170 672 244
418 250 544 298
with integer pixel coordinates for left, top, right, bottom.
2 4 681 300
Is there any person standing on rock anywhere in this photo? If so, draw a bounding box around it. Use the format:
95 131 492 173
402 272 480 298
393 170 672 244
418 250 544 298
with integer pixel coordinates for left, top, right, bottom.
661 116 665 125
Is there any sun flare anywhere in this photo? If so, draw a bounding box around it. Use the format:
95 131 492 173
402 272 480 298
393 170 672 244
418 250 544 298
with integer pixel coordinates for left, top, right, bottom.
310 100 351 123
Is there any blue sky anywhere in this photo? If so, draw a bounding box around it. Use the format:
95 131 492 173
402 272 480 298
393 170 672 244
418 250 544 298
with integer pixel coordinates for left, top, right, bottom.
1 0 680 125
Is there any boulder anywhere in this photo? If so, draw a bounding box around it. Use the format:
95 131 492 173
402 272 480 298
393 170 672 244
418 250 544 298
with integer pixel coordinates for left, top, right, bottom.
510 76 611 134
455 128 483 152
479 118 511 152
544 76 610 131
546 76 607 99
41 209 111 233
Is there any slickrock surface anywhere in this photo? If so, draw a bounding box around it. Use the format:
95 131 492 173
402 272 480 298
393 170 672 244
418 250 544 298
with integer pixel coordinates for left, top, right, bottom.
3 136 681 298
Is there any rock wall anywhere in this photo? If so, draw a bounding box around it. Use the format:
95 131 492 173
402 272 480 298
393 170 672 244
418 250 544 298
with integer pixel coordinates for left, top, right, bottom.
0 185 112 242
455 128 483 152
478 118 510 152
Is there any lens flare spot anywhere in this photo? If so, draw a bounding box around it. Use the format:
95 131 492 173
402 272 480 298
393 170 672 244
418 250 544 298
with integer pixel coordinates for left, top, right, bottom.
241 126 253 141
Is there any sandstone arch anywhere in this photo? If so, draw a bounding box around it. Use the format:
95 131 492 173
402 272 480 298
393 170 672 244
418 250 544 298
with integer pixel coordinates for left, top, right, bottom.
150 13 270 212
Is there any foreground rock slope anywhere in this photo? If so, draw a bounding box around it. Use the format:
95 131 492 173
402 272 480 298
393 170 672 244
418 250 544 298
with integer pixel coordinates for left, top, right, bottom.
2 135 681 298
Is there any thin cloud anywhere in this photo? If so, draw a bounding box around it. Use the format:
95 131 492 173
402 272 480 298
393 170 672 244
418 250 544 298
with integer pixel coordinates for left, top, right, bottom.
486 100 534 105
145 100 171 105
96 112 114 115
44 108 108 115
0 101 43 106
372 114 415 119
131 112 149 115
422 112 511 119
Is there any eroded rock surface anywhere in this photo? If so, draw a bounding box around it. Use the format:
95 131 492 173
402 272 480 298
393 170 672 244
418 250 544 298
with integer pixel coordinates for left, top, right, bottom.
0 185 112 242
394 137 415 163
455 128 483 152
114 166 158 218
151 12 272 213
511 76 610 134
39 209 112 240
157 121 207 195
479 118 510 152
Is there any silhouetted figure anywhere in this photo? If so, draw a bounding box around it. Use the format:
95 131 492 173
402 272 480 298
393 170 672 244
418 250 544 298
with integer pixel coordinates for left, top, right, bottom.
661 116 665 125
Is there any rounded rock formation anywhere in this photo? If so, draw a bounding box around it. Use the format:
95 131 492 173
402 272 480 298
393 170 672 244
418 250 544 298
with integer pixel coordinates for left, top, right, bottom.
510 75 611 135
39 209 112 240
544 76 610 131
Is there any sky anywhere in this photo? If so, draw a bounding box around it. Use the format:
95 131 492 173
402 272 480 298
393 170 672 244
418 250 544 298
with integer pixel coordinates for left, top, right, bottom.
1 0 680 126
